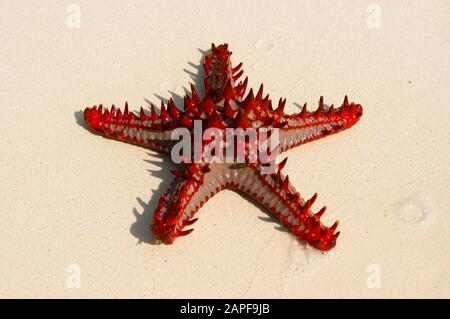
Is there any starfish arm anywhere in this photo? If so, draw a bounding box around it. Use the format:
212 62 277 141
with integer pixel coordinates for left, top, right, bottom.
231 163 340 250
278 96 363 153
83 101 190 153
150 162 219 243
202 43 248 103
151 161 339 250
82 43 249 152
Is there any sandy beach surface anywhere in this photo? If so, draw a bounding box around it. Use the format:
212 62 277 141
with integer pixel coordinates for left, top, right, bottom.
0 1 449 298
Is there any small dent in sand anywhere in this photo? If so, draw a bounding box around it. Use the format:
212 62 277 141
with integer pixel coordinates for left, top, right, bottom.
254 39 274 53
401 204 425 223
287 240 309 276
396 196 432 225
251 62 266 71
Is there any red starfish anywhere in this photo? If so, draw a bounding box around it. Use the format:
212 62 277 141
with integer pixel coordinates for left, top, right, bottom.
83 43 363 251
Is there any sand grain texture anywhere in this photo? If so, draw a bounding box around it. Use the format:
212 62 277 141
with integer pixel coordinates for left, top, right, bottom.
0 0 449 298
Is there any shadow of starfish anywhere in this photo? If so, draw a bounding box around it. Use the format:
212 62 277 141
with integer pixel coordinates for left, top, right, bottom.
129 48 210 245
130 152 175 245
74 110 88 129
75 49 208 245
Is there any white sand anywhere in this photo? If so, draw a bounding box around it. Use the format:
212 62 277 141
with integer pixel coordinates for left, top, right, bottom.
0 1 449 298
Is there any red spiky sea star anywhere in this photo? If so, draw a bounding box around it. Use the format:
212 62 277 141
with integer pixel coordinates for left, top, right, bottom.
83 43 363 250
